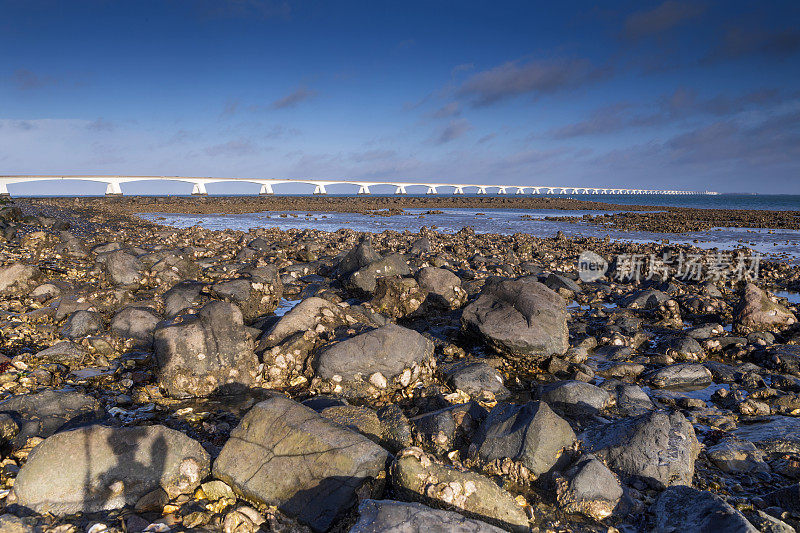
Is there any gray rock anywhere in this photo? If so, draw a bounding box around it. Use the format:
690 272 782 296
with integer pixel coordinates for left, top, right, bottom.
659 335 705 361
0 262 40 296
314 324 434 395
153 300 259 397
417 267 467 309
412 402 487 454
473 401 575 478
392 448 528 532
648 363 713 389
377 404 413 453
0 514 33 533
350 499 506 533
105 250 145 286
734 417 800 457
735 283 797 334
611 383 655 416
348 254 411 294
338 240 382 276
622 288 668 309
61 309 103 339
555 454 623 521
462 277 568 358
213 395 388 532
162 280 205 318
208 277 281 321
261 296 345 347
14 424 209 515
442 360 509 399
652 485 757 533
544 273 581 293
707 438 770 474
746 510 796 533
0 389 105 450
111 306 161 345
540 380 611 417
33 340 86 365
754 345 800 377
580 410 700 489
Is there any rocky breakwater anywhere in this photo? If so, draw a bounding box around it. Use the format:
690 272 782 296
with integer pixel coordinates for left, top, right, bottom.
0 201 800 531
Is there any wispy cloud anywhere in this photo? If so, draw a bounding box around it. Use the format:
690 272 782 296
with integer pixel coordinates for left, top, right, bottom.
9 69 56 91
203 139 259 157
86 118 115 132
271 86 317 109
623 1 706 40
708 26 800 62
458 58 608 106
432 119 472 144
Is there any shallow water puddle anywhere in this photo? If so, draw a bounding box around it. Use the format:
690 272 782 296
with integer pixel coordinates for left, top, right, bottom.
275 298 302 316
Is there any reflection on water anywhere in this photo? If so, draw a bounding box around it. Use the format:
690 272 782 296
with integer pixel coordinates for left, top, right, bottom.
141 207 800 262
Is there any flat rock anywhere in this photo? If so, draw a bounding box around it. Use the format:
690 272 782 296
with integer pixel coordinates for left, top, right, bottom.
462 277 568 358
580 410 700 489
652 485 757 532
735 283 797 334
213 395 388 532
734 417 800 457
540 380 611 417
261 296 346 348
111 306 161 345
392 448 528 532
349 499 506 533
14 424 209 515
648 364 713 389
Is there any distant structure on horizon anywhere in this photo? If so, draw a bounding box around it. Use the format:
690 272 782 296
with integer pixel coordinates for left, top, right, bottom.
0 175 715 196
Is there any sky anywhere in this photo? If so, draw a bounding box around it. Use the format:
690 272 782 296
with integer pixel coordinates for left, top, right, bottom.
0 0 799 195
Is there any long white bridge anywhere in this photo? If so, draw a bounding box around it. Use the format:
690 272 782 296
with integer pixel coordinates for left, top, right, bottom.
0 175 712 196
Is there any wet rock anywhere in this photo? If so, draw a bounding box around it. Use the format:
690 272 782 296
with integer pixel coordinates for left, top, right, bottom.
0 262 40 296
313 324 435 397
348 254 411 294
0 389 105 451
623 288 668 309
417 267 467 309
369 276 426 318
764 484 800 514
207 277 281 322
473 401 575 479
648 364 713 389
754 345 800 377
59 309 103 339
544 273 581 294
377 404 413 453
580 410 700 489
746 510 796 533
658 335 705 361
735 417 800 457
392 448 528 532
442 360 509 400
652 485 757 533
32 340 86 366
105 250 145 286
554 454 623 521
14 424 210 515
213 395 388 533
706 438 770 474
337 239 381 276
111 306 161 345
735 283 797 334
153 300 259 397
539 380 611 418
609 383 655 416
462 277 568 359
350 499 506 533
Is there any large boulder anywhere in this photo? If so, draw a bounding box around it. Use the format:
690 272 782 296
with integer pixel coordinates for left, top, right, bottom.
554 454 623 521
540 380 611 418
0 389 105 451
735 283 797 334
260 296 346 348
350 499 506 533
348 254 411 294
207 276 282 321
60 310 103 339
472 401 575 480
105 250 145 286
580 410 700 489
313 324 435 397
14 425 209 515
153 300 259 397
461 277 568 358
651 485 757 533
0 262 40 296
392 448 528 532
417 267 467 309
369 276 426 318
648 363 713 389
111 306 161 345
337 239 381 277
213 395 388 532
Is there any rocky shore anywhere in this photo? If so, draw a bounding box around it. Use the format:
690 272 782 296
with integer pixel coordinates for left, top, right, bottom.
0 199 800 532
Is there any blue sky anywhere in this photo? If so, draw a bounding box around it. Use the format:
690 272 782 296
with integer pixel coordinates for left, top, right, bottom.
1 0 798 194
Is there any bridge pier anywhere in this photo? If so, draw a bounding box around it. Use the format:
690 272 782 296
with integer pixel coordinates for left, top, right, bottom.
454 187 464 195
395 186 407 194
498 187 507 194
191 183 208 196
357 185 371 195
477 187 487 195
313 185 327 195
426 186 437 195
105 182 123 196
0 182 9 197
259 184 274 195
